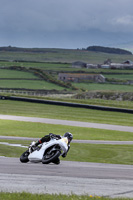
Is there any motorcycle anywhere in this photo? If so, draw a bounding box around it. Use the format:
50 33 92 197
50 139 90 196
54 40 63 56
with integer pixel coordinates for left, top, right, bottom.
20 135 68 164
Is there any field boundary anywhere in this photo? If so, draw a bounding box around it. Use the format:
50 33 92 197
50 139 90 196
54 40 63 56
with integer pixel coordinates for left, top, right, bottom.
1 95 133 114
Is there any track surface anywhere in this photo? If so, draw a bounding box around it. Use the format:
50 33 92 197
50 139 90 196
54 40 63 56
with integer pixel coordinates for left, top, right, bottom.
0 114 133 197
0 157 133 198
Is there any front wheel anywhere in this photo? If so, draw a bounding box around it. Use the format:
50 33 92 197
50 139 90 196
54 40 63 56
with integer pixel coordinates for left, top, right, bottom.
42 150 61 164
20 150 30 163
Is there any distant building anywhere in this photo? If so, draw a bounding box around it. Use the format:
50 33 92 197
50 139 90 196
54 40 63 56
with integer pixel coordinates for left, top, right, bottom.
100 64 110 69
110 61 133 69
72 61 87 68
110 63 123 69
58 73 105 83
123 60 133 64
86 64 98 69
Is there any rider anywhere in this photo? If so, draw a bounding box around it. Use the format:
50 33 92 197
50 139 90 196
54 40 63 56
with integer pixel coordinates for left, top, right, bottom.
31 132 73 164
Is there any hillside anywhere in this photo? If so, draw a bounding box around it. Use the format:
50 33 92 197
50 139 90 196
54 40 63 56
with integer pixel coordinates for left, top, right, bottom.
0 46 133 64
86 46 132 55
0 45 132 55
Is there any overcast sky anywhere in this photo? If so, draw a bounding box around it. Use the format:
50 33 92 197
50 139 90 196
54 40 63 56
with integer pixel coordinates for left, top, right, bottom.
0 0 133 50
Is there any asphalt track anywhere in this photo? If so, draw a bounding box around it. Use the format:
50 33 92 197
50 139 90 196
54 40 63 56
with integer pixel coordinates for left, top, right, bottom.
0 157 133 198
0 114 133 197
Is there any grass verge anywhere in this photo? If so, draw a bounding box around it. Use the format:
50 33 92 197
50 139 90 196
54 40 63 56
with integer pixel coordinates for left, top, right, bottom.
0 192 127 200
0 100 133 126
0 119 133 141
1 142 133 165
69 143 133 165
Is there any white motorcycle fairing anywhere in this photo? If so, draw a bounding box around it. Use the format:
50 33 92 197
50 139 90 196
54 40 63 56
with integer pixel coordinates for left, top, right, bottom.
28 137 68 163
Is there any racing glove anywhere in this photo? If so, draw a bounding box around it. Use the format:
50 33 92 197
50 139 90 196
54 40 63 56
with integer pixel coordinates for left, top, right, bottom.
62 145 70 158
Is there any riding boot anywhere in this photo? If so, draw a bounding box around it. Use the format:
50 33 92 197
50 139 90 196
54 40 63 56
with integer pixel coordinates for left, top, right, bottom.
52 158 60 165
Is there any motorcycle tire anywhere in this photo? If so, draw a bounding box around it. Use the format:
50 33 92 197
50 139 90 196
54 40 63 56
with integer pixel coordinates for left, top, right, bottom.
20 150 30 163
42 150 60 164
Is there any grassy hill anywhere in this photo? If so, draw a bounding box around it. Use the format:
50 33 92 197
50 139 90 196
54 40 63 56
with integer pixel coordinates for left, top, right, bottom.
0 47 133 64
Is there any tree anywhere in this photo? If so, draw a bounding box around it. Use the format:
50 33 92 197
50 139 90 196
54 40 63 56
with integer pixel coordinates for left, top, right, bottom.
86 46 132 55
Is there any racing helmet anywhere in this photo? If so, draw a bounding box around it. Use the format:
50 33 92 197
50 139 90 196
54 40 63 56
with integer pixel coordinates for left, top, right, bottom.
64 132 73 143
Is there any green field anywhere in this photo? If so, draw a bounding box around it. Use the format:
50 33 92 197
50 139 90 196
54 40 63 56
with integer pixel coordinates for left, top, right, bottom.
73 82 133 92
105 74 133 80
0 69 38 79
0 79 65 90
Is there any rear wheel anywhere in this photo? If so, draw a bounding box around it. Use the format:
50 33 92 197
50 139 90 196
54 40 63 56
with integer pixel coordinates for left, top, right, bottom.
42 150 60 164
20 150 29 163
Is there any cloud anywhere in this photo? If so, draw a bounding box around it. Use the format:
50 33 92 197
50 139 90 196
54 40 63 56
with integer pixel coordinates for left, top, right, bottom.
0 0 133 33
114 15 133 26
0 0 133 48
